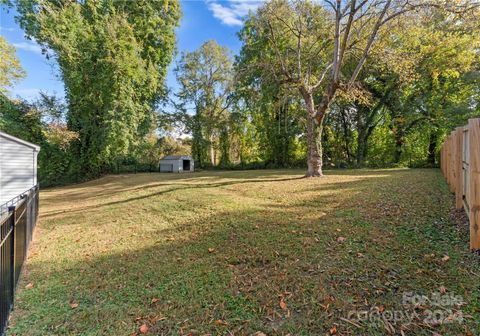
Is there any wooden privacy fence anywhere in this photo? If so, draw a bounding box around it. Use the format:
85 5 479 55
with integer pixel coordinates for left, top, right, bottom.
440 118 480 251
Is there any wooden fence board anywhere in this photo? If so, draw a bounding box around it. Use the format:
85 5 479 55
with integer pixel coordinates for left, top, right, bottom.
455 127 463 209
440 118 480 251
468 119 480 250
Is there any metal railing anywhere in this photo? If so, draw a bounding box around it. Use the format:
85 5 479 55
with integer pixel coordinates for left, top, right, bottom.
0 185 39 335
0 187 36 215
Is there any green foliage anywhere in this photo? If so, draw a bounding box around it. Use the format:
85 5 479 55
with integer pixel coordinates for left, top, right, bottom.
15 0 180 178
0 93 43 142
320 7 480 168
0 93 77 186
234 2 324 168
3 0 480 182
0 36 25 92
174 40 233 168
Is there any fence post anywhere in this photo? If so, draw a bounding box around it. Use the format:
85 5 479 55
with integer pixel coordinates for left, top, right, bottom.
446 136 452 190
446 136 450 187
455 127 464 209
441 143 445 176
468 118 480 251
8 205 16 309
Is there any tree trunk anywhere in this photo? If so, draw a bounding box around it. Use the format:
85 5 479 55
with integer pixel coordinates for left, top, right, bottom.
356 134 367 167
299 87 326 177
209 133 216 166
356 109 367 167
314 82 339 123
427 131 438 166
306 116 323 177
393 134 404 164
340 108 353 165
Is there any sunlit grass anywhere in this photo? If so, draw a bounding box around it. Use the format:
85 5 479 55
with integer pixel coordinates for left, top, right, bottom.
8 169 480 335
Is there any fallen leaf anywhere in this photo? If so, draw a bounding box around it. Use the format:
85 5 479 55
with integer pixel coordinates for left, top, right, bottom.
337 237 346 243
25 283 34 290
69 302 79 309
139 324 149 334
253 332 266 336
151 298 159 304
329 325 337 335
377 305 385 313
279 299 287 310
214 319 228 326
208 247 215 253
441 255 450 262
356 252 364 258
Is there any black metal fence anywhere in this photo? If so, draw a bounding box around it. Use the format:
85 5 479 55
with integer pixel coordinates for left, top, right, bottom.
0 186 39 335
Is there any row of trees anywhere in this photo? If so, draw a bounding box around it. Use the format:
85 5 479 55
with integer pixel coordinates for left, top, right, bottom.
1 0 479 184
1 0 186 185
170 1 480 173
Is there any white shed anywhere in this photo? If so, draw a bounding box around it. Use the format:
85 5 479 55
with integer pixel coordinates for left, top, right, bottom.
159 155 194 173
0 131 40 206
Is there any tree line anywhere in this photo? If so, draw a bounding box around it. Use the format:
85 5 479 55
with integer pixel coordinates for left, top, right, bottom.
1 0 479 185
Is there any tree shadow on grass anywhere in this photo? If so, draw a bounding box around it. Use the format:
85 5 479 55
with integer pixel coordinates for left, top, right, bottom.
40 170 306 208
40 176 308 219
41 168 407 206
40 168 411 220
11 169 477 335
11 193 368 334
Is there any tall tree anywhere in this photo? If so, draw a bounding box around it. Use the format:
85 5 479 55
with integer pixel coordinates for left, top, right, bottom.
237 0 333 176
15 0 180 177
238 0 479 176
174 40 233 168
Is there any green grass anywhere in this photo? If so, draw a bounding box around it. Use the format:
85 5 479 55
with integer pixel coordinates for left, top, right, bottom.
8 169 480 335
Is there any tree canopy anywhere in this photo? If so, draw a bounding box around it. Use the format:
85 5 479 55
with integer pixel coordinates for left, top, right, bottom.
14 0 181 177
2 0 480 184
174 40 234 168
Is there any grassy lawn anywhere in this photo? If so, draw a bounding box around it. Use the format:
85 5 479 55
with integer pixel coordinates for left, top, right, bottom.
8 169 480 335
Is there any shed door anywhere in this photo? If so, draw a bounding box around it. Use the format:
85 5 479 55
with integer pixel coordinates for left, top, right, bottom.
182 160 190 171
160 163 173 173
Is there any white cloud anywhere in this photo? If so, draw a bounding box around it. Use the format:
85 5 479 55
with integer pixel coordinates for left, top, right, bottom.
206 0 263 26
12 41 43 55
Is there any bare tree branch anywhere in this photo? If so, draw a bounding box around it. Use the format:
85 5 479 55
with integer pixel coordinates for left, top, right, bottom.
348 0 391 87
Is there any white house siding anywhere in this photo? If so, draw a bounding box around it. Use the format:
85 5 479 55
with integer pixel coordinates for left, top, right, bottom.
0 133 39 205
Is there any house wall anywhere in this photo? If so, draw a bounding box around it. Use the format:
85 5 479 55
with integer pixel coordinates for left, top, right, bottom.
0 135 38 205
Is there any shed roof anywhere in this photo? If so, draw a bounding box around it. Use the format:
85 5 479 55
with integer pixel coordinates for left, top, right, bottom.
160 155 192 161
0 131 41 151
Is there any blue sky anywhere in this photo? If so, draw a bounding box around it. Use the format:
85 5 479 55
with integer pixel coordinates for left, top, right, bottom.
0 0 263 101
